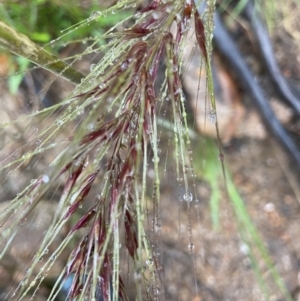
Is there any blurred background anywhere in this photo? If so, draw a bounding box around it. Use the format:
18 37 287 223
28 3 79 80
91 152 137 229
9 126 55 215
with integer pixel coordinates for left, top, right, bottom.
1 0 300 300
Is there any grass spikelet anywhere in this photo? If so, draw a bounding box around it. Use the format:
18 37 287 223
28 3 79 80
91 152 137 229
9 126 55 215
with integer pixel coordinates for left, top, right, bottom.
0 1 216 300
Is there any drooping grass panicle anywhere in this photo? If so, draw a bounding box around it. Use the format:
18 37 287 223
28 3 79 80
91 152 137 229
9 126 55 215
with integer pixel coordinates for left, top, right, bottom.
0 1 215 300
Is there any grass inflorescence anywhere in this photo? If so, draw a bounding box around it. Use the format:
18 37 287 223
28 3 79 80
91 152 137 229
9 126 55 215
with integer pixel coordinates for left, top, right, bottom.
1 0 294 300
0 1 217 300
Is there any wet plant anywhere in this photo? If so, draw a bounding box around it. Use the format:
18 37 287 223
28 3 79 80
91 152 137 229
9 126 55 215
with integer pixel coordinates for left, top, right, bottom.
0 0 219 300
0 0 296 300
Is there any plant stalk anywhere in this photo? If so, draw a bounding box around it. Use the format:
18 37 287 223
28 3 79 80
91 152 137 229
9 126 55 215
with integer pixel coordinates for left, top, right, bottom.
0 21 85 85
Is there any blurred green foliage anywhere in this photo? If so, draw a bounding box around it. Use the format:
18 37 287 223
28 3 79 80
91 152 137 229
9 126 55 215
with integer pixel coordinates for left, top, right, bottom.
0 0 131 93
0 0 129 45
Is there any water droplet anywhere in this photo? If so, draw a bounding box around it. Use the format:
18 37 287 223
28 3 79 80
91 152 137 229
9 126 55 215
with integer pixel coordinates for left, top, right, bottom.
90 64 96 71
152 12 160 19
56 119 63 126
183 192 193 202
87 123 95 132
134 271 142 280
239 242 249 255
90 11 102 19
264 202 275 213
146 258 153 266
188 242 194 250
42 175 49 183
155 223 161 231
152 156 160 163
134 11 141 18
208 110 217 124
121 61 128 70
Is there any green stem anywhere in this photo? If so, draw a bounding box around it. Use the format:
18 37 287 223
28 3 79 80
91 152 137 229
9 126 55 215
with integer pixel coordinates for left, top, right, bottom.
0 21 85 85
